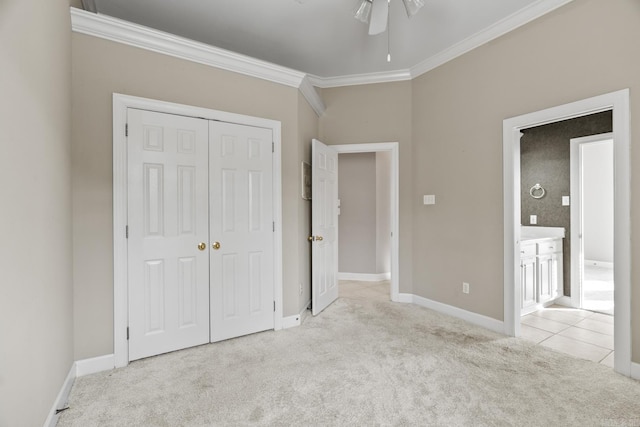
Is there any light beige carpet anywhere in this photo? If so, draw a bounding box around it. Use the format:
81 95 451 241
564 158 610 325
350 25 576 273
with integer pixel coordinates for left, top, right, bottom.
58 282 640 426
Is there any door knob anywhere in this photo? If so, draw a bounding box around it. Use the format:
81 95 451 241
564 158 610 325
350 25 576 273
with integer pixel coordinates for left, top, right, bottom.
308 236 324 242
316 236 324 241
197 242 206 251
212 242 221 250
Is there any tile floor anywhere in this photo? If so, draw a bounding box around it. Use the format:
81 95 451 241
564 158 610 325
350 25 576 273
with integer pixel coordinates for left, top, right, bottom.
583 263 614 315
521 306 614 367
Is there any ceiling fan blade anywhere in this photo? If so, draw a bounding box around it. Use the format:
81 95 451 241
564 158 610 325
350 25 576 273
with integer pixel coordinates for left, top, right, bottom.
368 0 388 35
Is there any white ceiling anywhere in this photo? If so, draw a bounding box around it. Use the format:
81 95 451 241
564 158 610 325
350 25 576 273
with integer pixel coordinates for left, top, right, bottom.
89 0 555 79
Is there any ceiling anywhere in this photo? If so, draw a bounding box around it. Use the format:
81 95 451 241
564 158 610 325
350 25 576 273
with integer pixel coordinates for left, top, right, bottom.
89 0 553 79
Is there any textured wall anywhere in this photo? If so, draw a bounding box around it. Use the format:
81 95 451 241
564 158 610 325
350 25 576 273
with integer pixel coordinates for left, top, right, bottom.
520 111 612 295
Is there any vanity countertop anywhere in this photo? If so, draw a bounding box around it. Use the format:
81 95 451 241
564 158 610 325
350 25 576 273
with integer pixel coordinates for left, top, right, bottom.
521 226 565 242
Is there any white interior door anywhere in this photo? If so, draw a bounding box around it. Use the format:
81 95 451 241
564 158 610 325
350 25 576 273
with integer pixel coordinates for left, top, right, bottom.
311 139 339 315
209 121 275 342
127 109 210 361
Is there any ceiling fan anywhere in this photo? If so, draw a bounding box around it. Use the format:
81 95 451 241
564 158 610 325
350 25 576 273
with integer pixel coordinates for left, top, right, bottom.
354 0 425 35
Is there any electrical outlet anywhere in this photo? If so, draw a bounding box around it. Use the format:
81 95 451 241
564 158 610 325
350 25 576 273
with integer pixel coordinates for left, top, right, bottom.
462 282 470 294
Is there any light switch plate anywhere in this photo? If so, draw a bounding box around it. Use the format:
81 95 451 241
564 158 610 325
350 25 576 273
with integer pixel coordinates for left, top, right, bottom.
562 196 570 206
423 195 436 205
530 215 537 225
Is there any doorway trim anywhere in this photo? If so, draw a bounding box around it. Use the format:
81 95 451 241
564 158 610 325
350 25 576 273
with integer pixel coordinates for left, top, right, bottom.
503 89 630 376
112 93 283 368
330 142 400 302
570 133 614 310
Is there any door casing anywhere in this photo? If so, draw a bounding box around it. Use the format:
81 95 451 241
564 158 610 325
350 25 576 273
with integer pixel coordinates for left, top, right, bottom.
331 142 400 302
503 89 631 377
113 93 283 368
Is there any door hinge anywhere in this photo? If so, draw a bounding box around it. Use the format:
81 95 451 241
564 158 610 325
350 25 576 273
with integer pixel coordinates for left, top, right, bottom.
273 301 276 312
126 327 129 340
272 142 274 153
273 222 275 232
126 225 129 239
125 123 128 137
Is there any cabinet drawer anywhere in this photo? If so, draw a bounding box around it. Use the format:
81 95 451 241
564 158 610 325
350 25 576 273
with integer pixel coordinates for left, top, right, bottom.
520 243 537 257
537 239 562 255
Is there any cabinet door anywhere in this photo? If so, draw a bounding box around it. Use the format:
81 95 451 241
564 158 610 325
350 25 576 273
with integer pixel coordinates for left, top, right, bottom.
521 256 537 309
538 254 553 303
550 252 562 299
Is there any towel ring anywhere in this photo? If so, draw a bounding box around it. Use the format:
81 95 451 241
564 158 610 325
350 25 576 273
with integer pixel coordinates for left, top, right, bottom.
529 183 545 199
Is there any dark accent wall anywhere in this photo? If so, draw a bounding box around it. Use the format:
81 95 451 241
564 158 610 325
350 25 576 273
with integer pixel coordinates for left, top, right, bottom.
520 111 612 296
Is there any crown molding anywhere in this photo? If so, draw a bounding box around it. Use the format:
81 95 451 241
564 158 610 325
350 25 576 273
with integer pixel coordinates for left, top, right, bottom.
299 76 326 116
70 8 325 116
70 0 573 99
308 70 412 89
410 0 574 78
308 0 574 88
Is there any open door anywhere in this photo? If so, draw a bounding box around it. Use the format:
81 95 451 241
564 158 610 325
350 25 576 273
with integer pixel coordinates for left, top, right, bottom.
311 139 339 315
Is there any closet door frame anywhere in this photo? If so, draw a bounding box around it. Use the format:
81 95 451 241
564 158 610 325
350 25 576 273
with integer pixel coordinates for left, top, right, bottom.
112 93 283 368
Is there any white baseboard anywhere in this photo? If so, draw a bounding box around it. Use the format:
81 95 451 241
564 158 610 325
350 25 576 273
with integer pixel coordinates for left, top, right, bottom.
398 293 505 334
75 354 115 377
338 272 391 282
631 362 640 381
282 300 311 329
584 259 614 269
43 363 76 427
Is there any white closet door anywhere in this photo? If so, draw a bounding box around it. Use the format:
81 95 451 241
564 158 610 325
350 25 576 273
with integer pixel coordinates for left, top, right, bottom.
209 121 274 342
127 109 210 361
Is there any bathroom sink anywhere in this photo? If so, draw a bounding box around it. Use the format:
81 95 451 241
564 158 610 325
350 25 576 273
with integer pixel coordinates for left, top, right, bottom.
521 226 565 241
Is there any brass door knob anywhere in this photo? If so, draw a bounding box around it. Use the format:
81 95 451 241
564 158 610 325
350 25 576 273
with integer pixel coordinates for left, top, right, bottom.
316 236 323 241
197 242 206 251
212 242 221 250
308 236 324 242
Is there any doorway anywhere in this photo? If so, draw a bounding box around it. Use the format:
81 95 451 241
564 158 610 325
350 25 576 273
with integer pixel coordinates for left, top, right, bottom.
331 143 400 302
503 89 631 377
570 134 614 315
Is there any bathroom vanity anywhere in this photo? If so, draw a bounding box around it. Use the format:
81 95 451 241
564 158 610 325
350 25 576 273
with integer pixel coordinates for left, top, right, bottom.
520 226 565 315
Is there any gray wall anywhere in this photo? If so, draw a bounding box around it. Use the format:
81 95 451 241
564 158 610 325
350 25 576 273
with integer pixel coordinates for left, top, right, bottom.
376 151 392 273
338 152 392 275
338 153 377 273
520 111 612 296
583 140 614 263
0 0 74 425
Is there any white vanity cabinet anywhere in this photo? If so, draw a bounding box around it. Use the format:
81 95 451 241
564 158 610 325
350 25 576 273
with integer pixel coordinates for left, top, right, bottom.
520 237 564 315
520 243 537 311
